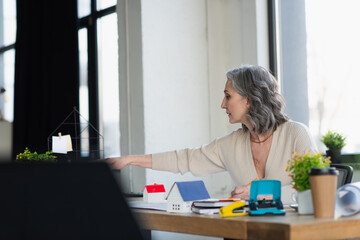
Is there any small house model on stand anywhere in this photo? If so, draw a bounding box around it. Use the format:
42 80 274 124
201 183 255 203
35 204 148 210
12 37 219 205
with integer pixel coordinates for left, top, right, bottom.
166 180 210 213
143 184 166 203
47 107 104 163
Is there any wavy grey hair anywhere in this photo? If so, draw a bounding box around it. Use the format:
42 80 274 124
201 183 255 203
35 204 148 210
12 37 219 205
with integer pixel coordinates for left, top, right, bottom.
226 65 289 133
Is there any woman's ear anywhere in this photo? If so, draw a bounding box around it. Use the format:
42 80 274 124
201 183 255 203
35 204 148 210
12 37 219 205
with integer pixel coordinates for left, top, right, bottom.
246 97 251 108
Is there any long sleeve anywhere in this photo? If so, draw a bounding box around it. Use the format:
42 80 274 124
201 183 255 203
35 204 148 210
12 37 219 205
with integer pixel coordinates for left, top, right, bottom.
152 133 236 176
152 121 319 186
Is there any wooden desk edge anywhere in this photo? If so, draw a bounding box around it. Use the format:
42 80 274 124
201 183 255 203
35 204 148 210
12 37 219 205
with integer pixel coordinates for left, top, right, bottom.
133 209 247 239
247 216 360 240
133 209 360 240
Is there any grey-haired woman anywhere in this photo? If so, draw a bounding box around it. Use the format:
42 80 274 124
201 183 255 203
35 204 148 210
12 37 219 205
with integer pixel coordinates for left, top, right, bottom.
107 65 318 200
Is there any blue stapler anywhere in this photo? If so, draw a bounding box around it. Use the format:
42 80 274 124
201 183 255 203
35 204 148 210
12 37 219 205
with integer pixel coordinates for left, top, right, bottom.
248 180 285 216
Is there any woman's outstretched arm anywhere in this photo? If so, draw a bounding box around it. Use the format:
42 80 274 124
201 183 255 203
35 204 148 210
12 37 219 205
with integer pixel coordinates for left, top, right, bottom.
106 154 152 170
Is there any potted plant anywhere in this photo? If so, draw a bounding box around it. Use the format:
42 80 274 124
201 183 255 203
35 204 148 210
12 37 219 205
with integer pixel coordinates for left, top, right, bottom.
286 151 331 214
321 130 346 163
15 147 58 164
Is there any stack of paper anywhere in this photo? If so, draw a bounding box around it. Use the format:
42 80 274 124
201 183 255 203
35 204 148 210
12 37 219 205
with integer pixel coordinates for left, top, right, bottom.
128 201 167 211
191 199 235 215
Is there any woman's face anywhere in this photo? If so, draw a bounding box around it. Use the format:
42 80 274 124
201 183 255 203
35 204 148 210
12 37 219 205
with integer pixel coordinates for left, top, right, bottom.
221 80 250 124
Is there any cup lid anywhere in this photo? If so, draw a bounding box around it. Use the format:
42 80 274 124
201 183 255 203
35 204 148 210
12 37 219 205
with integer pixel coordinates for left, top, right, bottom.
308 167 339 176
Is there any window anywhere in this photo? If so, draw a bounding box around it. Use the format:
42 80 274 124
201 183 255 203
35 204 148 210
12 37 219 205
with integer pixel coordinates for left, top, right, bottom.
0 1 119 159
305 0 360 154
271 1 360 154
0 0 16 122
97 0 116 11
78 1 120 158
271 0 360 181
96 13 120 158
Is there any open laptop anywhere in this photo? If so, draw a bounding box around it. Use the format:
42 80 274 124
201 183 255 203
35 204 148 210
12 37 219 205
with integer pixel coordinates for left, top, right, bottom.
0 161 144 240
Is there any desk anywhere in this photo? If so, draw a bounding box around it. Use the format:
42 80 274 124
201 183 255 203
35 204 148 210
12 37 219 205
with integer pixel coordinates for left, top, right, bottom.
133 208 360 240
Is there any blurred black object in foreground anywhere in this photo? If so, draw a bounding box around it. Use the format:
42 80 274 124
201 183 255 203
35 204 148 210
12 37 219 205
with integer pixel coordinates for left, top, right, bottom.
0 162 143 240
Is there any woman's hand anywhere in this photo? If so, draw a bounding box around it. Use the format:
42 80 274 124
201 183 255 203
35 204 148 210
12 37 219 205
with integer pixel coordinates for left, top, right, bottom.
106 156 131 170
105 154 152 170
231 185 251 200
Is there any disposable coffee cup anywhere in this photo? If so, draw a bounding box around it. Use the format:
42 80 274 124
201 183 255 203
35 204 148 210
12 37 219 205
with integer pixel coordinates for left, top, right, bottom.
309 167 338 218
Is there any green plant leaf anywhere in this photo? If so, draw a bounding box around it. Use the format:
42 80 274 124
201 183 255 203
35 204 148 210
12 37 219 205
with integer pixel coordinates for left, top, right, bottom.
286 151 330 191
321 130 346 150
15 148 57 164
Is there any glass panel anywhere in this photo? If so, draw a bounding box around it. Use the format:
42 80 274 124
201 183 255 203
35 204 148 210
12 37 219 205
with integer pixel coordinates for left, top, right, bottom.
97 13 120 158
0 0 3 47
305 0 360 154
0 49 14 122
2 0 16 46
96 0 116 11
78 0 91 18
78 28 90 157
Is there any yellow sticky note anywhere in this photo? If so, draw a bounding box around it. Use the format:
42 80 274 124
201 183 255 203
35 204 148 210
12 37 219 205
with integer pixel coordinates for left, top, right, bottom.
64 134 73 152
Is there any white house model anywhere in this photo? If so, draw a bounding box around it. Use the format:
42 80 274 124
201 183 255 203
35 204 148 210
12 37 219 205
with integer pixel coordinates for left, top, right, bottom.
166 180 210 213
143 184 166 203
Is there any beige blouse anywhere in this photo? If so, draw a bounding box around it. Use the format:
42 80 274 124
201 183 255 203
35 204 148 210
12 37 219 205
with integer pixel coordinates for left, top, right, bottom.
152 121 318 186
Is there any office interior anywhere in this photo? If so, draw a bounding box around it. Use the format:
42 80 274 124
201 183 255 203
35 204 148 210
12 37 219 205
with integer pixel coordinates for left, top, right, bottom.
1 0 360 239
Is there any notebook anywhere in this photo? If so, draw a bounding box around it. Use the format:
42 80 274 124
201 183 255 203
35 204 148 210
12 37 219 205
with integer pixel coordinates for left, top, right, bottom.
193 199 236 208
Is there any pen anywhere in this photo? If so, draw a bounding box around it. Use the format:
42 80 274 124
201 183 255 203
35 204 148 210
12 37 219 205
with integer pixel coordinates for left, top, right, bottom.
247 177 258 186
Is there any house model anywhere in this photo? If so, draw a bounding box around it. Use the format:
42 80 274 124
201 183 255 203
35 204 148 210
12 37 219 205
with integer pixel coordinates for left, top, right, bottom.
166 180 210 213
143 184 166 203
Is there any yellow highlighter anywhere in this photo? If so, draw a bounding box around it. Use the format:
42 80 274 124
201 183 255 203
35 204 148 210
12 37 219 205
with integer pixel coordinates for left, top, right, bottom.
219 200 247 217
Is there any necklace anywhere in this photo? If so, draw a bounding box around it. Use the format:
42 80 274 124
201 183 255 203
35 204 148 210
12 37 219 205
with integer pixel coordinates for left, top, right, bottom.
250 132 274 144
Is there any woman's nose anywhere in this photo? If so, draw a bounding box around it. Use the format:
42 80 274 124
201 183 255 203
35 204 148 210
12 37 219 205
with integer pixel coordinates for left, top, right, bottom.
221 98 226 109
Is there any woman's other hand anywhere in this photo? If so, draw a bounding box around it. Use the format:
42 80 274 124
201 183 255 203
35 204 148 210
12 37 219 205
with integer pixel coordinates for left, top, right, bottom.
231 185 251 200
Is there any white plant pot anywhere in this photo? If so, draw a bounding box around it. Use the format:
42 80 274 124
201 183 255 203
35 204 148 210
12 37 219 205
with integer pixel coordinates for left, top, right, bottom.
293 189 314 215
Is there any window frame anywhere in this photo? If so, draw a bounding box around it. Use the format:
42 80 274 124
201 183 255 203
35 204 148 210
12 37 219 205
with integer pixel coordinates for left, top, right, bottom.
78 2 116 137
0 43 15 54
267 0 278 79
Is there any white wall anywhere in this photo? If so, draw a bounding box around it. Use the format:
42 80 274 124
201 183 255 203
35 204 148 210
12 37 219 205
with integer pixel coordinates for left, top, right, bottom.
141 0 269 198
118 0 269 238
117 0 269 193
142 0 214 194
117 0 147 193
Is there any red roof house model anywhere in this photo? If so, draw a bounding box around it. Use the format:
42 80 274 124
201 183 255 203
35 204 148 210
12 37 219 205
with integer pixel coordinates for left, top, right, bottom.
143 184 166 203
145 184 166 193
